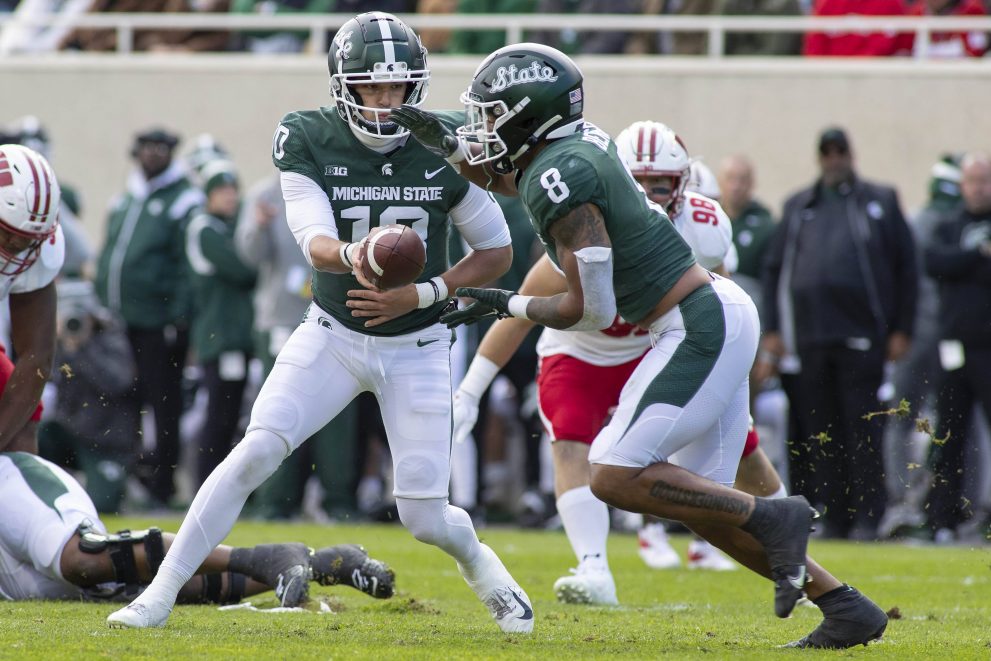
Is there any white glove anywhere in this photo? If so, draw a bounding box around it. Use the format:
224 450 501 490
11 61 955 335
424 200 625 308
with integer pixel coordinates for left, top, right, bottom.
452 388 480 445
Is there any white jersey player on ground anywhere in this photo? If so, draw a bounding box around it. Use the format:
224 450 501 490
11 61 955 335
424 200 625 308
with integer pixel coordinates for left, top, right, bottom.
0 144 64 455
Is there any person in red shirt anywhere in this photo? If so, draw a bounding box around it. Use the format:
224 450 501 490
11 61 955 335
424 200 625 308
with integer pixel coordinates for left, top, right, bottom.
803 0 910 56
908 0 988 57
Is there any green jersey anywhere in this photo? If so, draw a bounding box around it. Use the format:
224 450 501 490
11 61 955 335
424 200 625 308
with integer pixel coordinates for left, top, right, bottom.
730 199 776 279
518 123 696 324
272 108 470 336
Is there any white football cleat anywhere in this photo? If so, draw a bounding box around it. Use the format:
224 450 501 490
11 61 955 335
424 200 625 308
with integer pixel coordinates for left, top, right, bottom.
638 523 681 569
553 567 618 605
687 539 738 571
459 543 534 633
106 601 172 629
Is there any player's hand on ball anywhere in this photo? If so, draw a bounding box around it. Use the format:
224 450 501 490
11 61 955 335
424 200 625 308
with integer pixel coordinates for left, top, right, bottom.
439 287 515 328
349 234 380 292
452 388 480 444
347 284 418 328
390 105 461 160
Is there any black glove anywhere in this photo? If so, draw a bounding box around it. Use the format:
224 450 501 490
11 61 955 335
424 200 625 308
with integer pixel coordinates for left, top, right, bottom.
439 287 516 328
390 104 461 160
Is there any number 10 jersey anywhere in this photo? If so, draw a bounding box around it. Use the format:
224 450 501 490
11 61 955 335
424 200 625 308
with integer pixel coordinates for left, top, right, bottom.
273 107 470 336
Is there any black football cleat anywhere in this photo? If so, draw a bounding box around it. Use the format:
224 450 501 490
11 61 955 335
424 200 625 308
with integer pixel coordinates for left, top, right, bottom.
249 543 311 607
784 585 888 649
744 495 820 618
310 544 395 599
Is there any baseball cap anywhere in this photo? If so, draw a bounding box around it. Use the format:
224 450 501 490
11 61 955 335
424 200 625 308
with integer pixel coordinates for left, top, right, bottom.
818 127 850 154
134 127 179 149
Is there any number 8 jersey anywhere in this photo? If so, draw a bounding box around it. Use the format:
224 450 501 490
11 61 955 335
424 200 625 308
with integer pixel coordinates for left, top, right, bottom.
517 122 697 326
273 107 470 336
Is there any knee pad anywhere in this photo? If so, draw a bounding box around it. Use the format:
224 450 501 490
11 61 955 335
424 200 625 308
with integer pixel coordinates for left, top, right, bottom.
77 520 164 594
225 429 289 490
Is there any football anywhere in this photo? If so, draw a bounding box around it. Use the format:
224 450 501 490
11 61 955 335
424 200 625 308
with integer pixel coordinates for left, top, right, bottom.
358 224 427 290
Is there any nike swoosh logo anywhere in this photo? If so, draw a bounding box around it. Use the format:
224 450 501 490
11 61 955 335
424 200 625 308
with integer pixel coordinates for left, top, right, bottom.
510 592 533 621
416 338 440 347
424 166 446 180
786 567 807 590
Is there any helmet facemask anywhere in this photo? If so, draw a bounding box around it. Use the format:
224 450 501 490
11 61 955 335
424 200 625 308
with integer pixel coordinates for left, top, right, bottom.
0 223 50 276
331 64 429 139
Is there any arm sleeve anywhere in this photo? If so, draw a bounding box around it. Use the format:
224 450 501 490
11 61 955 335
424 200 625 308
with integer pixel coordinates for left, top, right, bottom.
280 171 338 267
449 184 512 251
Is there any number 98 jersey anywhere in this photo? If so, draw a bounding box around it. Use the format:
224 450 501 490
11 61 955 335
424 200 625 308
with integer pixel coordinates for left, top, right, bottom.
517 123 696 325
273 107 471 336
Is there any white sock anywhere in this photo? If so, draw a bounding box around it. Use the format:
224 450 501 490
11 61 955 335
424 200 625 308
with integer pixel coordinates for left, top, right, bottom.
768 483 788 499
396 498 483 571
136 431 286 606
556 485 610 573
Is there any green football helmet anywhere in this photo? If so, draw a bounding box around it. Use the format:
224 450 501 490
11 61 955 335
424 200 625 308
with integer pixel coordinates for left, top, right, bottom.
328 12 430 140
457 43 584 174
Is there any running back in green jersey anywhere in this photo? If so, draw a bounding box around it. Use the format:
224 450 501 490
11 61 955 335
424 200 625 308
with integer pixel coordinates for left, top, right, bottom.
273 108 471 336
518 122 697 325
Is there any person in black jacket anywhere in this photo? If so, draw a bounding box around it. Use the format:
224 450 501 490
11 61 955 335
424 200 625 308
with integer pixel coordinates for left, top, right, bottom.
758 127 918 539
922 152 991 542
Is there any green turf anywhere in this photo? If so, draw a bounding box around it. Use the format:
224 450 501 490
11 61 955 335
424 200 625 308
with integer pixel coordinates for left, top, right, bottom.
1 517 988 659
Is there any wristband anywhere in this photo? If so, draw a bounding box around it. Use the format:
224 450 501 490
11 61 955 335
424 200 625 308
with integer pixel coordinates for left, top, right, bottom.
430 276 449 300
459 355 500 400
339 242 358 269
415 276 450 309
507 295 532 320
446 139 469 165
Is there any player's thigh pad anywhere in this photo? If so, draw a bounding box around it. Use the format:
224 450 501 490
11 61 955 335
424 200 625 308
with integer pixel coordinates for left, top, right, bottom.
589 279 759 478
0 453 104 597
375 325 454 499
537 354 639 444
247 313 363 454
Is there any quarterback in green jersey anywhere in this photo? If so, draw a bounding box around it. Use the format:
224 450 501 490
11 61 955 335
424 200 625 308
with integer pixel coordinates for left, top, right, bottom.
108 12 535 635
394 43 888 649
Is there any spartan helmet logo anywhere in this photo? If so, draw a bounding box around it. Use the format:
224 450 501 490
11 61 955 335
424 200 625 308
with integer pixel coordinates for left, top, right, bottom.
381 163 393 176
335 30 353 65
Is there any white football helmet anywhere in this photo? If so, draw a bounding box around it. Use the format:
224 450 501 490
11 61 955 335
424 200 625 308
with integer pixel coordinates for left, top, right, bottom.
615 121 691 214
0 144 60 276
686 160 721 201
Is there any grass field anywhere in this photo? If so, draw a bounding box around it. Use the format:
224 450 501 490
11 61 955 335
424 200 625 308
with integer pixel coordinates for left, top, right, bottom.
1 516 989 660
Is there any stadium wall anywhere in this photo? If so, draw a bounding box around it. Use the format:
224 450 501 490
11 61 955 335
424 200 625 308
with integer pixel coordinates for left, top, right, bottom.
1 55 988 243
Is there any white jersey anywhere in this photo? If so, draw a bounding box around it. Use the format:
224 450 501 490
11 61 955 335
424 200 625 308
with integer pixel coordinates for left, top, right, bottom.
536 192 734 366
0 224 65 301
671 192 733 272
0 451 104 600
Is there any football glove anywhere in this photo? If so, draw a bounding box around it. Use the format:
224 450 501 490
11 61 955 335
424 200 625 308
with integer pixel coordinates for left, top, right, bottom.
390 104 461 160
440 287 515 328
451 388 480 445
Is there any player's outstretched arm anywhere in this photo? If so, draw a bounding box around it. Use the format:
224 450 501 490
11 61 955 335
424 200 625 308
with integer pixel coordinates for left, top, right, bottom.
454 255 568 443
391 104 517 196
444 204 616 331
0 282 57 453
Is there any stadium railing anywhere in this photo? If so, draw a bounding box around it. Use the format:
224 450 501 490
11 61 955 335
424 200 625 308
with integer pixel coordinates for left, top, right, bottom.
2 13 991 59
